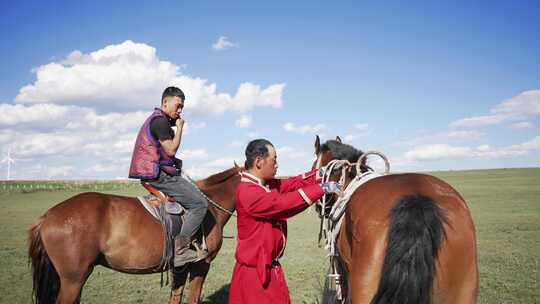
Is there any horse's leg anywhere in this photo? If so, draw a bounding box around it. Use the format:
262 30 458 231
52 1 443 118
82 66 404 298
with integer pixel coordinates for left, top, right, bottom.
169 268 189 304
338 214 385 304
50 248 96 304
185 261 210 304
39 200 101 303
56 270 92 304
347 239 385 303
433 204 479 304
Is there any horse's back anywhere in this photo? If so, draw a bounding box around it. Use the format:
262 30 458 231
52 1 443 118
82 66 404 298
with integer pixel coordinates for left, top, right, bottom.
342 173 479 303
37 192 165 273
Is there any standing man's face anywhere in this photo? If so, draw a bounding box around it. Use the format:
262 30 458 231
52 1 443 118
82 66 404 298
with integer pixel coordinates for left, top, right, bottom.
258 145 278 180
162 96 184 119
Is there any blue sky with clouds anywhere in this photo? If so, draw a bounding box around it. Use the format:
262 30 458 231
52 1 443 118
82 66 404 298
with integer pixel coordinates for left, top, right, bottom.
1 0 539 180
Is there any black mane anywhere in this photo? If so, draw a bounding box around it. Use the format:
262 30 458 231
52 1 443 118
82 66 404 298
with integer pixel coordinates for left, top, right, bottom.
320 140 363 164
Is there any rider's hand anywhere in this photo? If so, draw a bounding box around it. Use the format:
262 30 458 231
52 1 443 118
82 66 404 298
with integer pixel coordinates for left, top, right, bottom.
175 116 185 129
321 181 342 194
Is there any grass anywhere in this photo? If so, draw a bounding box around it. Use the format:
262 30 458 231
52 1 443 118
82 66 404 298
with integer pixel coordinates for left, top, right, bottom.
0 168 538 303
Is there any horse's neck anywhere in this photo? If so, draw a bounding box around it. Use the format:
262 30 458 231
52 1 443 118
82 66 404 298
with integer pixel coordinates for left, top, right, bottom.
201 175 240 227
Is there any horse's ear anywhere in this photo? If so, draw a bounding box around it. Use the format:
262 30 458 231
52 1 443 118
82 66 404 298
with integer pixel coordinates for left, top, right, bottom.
314 135 321 155
336 136 342 143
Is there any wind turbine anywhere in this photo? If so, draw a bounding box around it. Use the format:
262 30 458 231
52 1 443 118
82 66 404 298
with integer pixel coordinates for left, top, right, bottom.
1 147 16 180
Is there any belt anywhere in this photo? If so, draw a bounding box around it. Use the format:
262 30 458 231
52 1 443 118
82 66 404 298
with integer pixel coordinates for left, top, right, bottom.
270 259 280 268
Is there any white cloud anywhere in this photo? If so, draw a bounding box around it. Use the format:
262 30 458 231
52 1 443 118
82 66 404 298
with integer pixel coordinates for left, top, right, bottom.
46 166 76 179
276 146 306 159
230 140 245 147
344 135 355 142
344 123 371 142
189 122 207 129
449 114 508 128
178 149 209 160
283 122 325 134
509 136 540 151
205 157 240 168
212 36 239 51
509 122 534 129
247 132 259 138
0 129 16 145
445 130 484 140
354 123 369 131
450 90 540 128
492 90 540 116
0 103 148 134
183 156 240 179
397 130 485 146
404 136 540 161
235 115 252 128
12 133 84 158
405 144 472 161
85 164 121 174
15 40 284 114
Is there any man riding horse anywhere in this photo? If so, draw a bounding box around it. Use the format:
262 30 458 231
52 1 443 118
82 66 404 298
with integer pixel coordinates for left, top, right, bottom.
128 86 208 267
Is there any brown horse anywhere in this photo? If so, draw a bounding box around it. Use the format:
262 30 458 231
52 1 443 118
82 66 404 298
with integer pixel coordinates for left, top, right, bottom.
313 136 479 304
28 166 241 304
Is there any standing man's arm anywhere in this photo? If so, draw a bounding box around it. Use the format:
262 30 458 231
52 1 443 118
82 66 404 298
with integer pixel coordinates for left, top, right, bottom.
160 118 185 157
268 169 321 194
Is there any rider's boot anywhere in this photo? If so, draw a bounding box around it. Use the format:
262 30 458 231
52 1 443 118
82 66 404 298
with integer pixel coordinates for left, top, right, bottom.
173 236 208 267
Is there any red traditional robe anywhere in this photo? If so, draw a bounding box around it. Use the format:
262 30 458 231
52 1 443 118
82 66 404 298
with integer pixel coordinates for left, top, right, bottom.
229 170 324 304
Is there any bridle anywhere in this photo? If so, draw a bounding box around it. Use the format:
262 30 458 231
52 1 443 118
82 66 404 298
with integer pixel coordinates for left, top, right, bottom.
315 151 390 241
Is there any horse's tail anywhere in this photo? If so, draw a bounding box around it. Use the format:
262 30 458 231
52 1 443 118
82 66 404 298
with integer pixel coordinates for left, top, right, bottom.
371 194 447 304
28 215 60 304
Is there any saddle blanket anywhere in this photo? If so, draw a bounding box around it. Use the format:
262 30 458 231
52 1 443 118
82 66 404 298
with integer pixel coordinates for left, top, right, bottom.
137 194 185 218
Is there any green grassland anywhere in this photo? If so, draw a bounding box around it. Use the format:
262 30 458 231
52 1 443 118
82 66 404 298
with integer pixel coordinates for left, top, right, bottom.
0 168 538 303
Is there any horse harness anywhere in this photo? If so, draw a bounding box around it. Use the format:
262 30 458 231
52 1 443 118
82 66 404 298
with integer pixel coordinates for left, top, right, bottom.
316 151 390 302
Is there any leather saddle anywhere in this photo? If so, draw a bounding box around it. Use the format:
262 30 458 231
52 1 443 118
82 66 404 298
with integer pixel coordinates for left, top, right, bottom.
140 182 185 214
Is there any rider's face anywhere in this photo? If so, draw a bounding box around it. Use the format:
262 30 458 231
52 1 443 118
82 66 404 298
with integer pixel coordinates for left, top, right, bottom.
162 96 184 119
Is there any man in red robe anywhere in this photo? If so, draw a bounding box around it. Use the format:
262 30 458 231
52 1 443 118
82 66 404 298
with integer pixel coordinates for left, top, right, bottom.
228 139 341 303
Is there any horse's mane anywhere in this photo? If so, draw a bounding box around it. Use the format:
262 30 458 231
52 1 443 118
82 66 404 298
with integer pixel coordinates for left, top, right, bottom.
199 166 241 187
321 140 363 163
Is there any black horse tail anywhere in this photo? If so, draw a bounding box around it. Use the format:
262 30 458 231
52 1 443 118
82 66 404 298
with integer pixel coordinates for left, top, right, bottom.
28 216 60 304
371 194 447 304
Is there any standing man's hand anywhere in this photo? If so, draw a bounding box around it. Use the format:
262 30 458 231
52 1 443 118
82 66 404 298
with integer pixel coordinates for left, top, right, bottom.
321 181 342 194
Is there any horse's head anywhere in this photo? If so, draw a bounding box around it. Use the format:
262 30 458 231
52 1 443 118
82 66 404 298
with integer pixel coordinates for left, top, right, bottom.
312 135 367 215
313 135 367 181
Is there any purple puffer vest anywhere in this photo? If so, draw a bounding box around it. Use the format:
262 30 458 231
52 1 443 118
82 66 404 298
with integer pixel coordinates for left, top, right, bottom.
128 108 180 180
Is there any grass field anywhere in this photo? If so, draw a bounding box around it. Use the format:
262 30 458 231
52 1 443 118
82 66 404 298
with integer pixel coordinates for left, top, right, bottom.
1 168 538 303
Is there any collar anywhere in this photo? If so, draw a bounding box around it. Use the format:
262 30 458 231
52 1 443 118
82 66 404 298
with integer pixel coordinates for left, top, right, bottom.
240 172 270 192
154 107 172 119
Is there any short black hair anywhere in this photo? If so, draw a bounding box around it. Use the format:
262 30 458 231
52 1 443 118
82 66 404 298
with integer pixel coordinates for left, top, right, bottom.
161 86 185 104
245 139 274 169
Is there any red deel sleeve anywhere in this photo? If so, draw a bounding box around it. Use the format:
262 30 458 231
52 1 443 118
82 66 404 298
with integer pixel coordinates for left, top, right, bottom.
239 183 324 220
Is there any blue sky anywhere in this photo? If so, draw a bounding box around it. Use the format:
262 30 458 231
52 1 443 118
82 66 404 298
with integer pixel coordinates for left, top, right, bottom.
1 0 539 179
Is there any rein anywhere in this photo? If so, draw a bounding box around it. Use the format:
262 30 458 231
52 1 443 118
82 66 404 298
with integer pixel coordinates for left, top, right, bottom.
183 172 237 217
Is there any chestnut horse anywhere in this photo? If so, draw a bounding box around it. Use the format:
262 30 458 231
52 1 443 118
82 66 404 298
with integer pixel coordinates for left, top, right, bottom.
313 136 478 304
28 166 241 304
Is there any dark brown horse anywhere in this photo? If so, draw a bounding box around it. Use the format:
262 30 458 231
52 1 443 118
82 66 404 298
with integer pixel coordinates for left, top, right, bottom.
313 136 479 304
28 166 241 304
